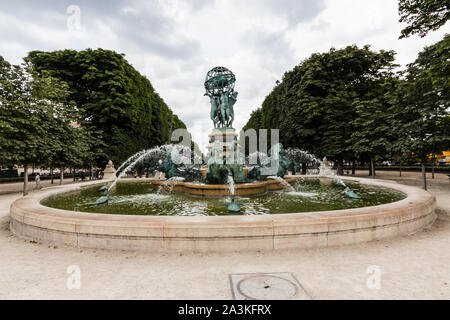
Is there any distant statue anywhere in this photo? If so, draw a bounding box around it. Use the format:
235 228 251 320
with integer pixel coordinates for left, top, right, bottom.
103 160 116 180
204 66 238 128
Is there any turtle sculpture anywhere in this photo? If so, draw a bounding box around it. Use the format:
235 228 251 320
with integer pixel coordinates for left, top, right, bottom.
224 195 241 212
90 184 109 205
343 186 360 199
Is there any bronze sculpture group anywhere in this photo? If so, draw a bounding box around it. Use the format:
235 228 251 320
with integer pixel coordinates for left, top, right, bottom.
204 67 238 129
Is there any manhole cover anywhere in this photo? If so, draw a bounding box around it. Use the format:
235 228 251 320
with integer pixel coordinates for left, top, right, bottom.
229 273 311 300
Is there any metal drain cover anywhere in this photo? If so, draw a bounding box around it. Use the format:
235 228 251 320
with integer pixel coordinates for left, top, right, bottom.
229 273 311 300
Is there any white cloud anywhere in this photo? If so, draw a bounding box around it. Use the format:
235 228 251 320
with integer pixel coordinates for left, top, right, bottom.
0 0 449 154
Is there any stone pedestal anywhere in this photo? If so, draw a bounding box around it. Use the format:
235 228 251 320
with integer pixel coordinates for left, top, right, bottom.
103 160 116 180
207 128 239 159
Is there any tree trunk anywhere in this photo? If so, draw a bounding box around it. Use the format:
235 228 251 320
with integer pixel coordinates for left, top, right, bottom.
431 156 435 179
421 163 427 190
399 162 402 177
336 160 344 176
51 167 54 184
301 162 307 175
370 158 375 177
73 167 76 182
351 160 356 175
60 167 64 185
23 165 29 196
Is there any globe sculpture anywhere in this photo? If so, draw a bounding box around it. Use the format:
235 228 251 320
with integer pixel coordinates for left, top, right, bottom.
204 66 238 128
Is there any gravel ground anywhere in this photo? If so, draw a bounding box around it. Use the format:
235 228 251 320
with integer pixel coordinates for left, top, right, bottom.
0 171 449 299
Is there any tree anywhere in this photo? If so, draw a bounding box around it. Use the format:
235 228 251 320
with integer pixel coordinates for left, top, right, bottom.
244 45 398 175
243 108 263 132
0 57 77 194
350 77 400 176
396 34 450 189
398 0 450 38
26 49 187 166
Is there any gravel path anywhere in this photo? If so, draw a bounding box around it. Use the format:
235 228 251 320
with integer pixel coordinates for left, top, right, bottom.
0 171 449 299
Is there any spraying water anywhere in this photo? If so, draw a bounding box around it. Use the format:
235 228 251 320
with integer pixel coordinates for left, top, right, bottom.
157 176 185 194
108 145 170 191
267 176 296 192
112 149 149 180
224 171 240 212
227 174 235 196
284 148 346 187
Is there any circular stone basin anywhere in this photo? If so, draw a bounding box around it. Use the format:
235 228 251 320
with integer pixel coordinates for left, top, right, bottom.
9 176 436 252
40 178 406 216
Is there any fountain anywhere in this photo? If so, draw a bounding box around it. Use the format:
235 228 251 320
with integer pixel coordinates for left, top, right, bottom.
9 66 436 252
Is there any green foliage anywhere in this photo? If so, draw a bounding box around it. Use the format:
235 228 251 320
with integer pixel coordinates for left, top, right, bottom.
245 45 398 164
349 77 400 162
396 34 450 161
0 56 105 175
242 108 262 132
398 0 450 38
26 49 187 165
242 36 449 184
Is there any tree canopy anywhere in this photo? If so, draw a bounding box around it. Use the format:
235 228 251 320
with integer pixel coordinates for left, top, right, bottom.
26 49 187 165
242 35 450 187
397 34 450 162
243 45 398 173
0 56 106 194
398 0 450 38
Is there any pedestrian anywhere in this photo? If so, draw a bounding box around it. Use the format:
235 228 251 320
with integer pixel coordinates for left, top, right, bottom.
35 172 41 190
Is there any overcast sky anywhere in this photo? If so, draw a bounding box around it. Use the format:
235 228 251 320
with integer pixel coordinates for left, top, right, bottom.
1 0 449 152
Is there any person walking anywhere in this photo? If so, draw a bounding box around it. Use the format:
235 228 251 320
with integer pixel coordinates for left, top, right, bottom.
35 172 41 190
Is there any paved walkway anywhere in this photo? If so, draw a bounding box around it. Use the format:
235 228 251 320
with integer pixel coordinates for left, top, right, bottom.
0 171 448 299
0 178 98 195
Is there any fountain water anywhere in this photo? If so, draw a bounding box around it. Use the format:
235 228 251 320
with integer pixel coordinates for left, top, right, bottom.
97 67 352 211
108 145 169 191
157 176 186 194
284 148 347 187
267 176 296 192
226 174 235 196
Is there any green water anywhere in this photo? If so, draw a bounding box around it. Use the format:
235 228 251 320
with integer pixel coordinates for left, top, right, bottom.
41 179 406 216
